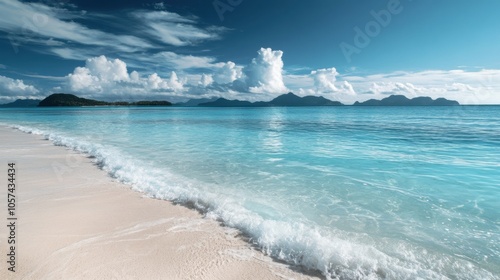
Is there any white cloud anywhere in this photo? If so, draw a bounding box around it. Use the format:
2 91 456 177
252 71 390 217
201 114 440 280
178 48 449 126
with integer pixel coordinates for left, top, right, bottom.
0 1 227 62
0 0 151 54
86 56 130 82
342 81 356 95
67 55 185 98
119 51 226 75
199 74 214 87
282 68 355 101
148 73 167 90
244 48 288 94
448 83 477 92
338 69 500 104
67 55 130 93
63 54 248 101
153 52 217 69
368 82 424 96
68 67 102 92
130 71 140 82
168 72 185 91
311 68 339 93
133 10 225 46
0 75 39 94
213 61 242 84
49 47 98 61
280 67 500 104
0 75 40 102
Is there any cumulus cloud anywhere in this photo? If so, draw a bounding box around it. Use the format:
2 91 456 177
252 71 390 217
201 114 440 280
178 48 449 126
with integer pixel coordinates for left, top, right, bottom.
146 72 183 91
199 74 214 87
0 75 39 94
130 70 140 82
67 55 185 98
68 55 130 92
213 61 242 84
68 67 101 92
244 48 288 94
0 75 40 102
86 56 130 82
136 49 288 97
308 68 356 95
341 81 356 95
311 68 339 93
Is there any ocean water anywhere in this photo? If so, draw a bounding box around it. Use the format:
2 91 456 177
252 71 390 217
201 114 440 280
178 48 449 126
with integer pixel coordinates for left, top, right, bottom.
1 106 499 279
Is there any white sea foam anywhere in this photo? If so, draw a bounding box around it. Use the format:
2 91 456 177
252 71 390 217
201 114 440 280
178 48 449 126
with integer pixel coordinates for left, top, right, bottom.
11 124 499 280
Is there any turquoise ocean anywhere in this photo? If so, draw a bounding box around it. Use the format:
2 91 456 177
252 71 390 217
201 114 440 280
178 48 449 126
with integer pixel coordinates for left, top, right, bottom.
1 106 499 279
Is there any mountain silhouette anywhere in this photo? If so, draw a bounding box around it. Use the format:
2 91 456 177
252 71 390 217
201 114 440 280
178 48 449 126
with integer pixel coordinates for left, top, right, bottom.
353 95 459 106
200 92 343 107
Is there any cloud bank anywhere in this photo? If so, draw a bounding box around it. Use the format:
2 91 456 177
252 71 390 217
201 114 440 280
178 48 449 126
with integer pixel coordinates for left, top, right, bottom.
16 51 498 105
60 48 292 101
0 75 39 102
67 55 185 100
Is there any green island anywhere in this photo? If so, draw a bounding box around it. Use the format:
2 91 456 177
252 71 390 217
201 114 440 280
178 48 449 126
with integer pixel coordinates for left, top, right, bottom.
37 93 172 107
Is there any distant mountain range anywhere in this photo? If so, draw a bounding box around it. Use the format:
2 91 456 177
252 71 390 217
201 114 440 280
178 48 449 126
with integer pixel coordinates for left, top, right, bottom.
0 93 460 108
0 99 41 107
37 93 172 107
199 92 343 107
353 95 460 106
198 92 458 107
174 97 218 107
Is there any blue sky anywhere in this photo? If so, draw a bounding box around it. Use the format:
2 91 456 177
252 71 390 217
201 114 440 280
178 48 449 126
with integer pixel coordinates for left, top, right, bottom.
0 0 499 104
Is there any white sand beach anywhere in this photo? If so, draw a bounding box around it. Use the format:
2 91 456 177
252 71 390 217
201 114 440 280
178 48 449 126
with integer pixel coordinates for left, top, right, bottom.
0 126 318 280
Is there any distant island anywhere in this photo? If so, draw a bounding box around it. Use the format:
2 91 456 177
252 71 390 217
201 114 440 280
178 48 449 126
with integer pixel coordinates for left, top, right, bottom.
0 99 41 107
0 93 460 108
199 92 343 107
175 98 218 107
353 95 460 106
198 92 458 107
37 93 172 107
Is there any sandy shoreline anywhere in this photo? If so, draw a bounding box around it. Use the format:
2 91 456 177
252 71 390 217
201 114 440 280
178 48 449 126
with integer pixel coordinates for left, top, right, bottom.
0 126 318 280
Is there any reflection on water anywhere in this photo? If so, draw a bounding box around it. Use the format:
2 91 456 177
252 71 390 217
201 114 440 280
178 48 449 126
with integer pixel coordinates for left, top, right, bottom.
261 108 284 153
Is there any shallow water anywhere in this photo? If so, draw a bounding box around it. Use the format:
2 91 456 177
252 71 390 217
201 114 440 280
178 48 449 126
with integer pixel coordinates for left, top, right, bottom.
1 106 499 279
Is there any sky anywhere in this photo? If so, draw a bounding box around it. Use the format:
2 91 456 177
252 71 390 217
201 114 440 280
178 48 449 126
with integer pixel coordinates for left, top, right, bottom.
0 0 500 104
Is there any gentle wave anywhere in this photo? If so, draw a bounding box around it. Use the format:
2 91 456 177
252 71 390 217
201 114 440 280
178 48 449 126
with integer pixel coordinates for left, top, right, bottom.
11 124 499 280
